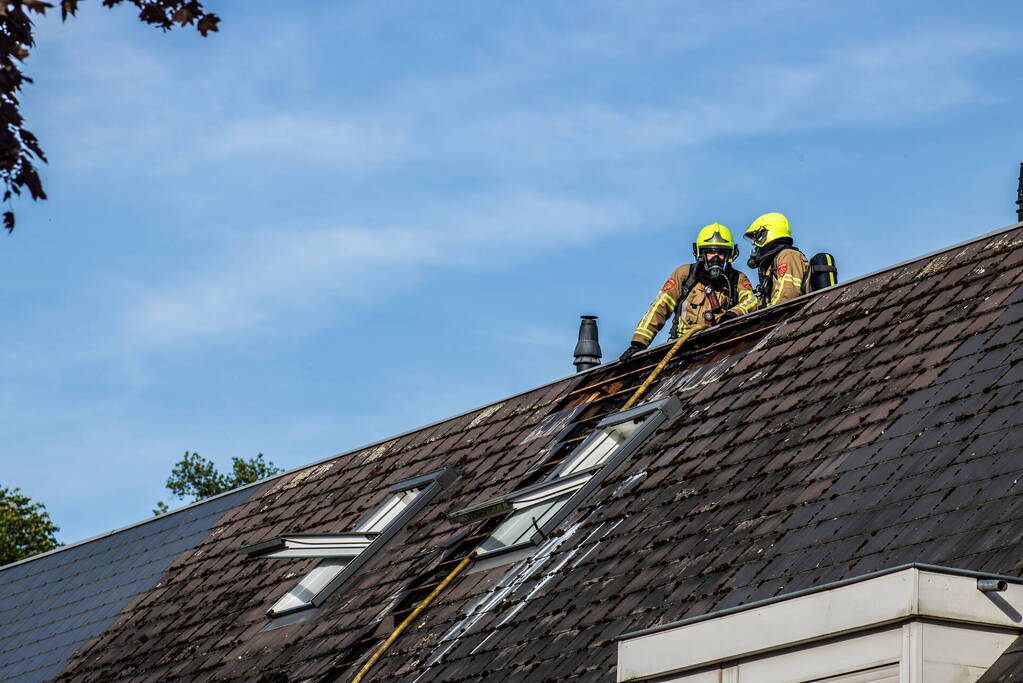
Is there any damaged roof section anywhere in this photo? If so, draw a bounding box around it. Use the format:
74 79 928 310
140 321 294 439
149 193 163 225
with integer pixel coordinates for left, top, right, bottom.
4 221 1023 682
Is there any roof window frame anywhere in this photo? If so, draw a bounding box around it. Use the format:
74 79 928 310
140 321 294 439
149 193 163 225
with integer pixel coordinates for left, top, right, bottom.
454 396 681 559
243 467 455 618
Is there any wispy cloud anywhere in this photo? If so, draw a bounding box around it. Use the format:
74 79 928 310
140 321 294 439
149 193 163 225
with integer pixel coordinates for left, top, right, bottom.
435 26 1015 166
37 6 1019 352
181 25 1013 175
35 2 1013 179
124 194 631 347
490 324 570 353
204 114 415 169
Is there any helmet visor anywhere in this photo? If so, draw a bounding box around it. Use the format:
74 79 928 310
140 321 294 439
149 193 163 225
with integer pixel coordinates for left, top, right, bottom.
743 227 768 246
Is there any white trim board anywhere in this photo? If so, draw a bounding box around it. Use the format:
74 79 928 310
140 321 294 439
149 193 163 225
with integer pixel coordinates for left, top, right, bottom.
618 566 1023 682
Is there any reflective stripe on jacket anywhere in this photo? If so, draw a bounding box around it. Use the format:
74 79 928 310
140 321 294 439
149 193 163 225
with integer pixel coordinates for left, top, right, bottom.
748 248 810 313
631 264 755 346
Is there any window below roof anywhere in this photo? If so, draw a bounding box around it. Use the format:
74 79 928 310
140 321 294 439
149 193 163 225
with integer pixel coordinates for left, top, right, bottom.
243 469 454 621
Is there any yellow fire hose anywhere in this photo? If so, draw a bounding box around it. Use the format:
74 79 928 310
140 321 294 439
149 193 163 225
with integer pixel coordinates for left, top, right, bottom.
621 325 705 410
351 556 472 683
351 327 703 681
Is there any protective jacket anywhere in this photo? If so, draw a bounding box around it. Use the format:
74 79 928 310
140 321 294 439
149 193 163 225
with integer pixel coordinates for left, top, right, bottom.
748 247 810 312
631 263 755 346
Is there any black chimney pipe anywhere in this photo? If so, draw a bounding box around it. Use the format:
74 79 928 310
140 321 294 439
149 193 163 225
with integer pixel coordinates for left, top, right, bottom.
573 315 602 373
1017 162 1023 223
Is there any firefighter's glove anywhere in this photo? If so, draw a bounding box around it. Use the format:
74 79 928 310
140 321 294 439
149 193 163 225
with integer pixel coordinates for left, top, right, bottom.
619 342 646 362
720 311 739 323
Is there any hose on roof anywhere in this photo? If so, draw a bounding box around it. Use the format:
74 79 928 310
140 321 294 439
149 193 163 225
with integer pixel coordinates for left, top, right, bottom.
622 324 706 411
351 555 472 683
351 327 704 680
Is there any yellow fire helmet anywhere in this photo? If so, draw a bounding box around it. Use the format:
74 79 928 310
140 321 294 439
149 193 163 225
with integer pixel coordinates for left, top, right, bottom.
691 222 739 260
744 212 791 248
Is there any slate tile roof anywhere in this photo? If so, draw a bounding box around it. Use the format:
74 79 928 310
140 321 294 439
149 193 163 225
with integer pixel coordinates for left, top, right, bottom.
0 487 255 682
4 221 1023 681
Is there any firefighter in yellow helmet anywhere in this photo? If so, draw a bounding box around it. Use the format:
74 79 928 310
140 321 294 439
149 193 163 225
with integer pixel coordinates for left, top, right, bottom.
743 212 810 311
620 223 756 361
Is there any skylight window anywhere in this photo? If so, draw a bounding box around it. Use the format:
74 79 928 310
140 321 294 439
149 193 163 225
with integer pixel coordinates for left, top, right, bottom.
248 533 378 559
357 487 421 532
478 491 574 554
450 397 681 559
269 559 349 615
556 417 644 476
243 469 454 619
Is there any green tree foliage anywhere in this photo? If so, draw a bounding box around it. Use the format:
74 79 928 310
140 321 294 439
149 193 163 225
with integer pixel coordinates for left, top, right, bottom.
0 0 221 232
1 485 60 565
153 451 283 515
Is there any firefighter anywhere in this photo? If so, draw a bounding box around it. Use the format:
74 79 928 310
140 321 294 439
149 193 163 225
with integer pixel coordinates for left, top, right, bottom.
742 212 810 311
619 223 756 361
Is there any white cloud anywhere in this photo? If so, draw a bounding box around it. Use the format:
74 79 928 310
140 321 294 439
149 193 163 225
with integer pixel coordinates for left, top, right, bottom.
36 7 1019 352
433 26 1015 166
116 20 1015 350
31 3 1013 183
124 194 631 348
204 114 415 169
490 324 570 353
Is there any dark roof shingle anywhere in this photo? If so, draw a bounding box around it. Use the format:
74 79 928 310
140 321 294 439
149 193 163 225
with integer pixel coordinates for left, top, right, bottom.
5 221 1023 682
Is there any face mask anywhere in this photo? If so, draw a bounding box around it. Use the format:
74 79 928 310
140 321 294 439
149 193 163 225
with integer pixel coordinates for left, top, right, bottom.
702 253 727 281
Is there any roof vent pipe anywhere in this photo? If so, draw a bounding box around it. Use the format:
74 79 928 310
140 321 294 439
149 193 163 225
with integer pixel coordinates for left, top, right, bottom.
573 315 602 373
978 578 1008 593
1016 162 1023 223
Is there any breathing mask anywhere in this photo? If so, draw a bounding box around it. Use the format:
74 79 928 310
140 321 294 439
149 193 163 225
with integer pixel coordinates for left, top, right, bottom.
700 247 730 282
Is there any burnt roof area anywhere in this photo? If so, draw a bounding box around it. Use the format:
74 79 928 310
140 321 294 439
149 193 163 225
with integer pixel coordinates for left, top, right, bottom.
4 221 1023 682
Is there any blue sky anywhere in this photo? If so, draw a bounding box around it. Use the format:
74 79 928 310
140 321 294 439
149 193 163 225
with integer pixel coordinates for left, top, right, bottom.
2 0 1022 545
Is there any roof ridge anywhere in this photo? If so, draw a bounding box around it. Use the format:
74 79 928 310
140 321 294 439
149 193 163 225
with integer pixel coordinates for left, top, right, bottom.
808 219 1023 294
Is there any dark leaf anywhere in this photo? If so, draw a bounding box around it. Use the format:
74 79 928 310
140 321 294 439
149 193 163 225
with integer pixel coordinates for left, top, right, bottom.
171 6 195 25
6 9 37 46
61 0 80 20
197 13 219 36
138 4 170 29
0 65 26 92
23 1 54 15
20 129 46 162
15 164 47 200
3 211 14 232
0 129 22 168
